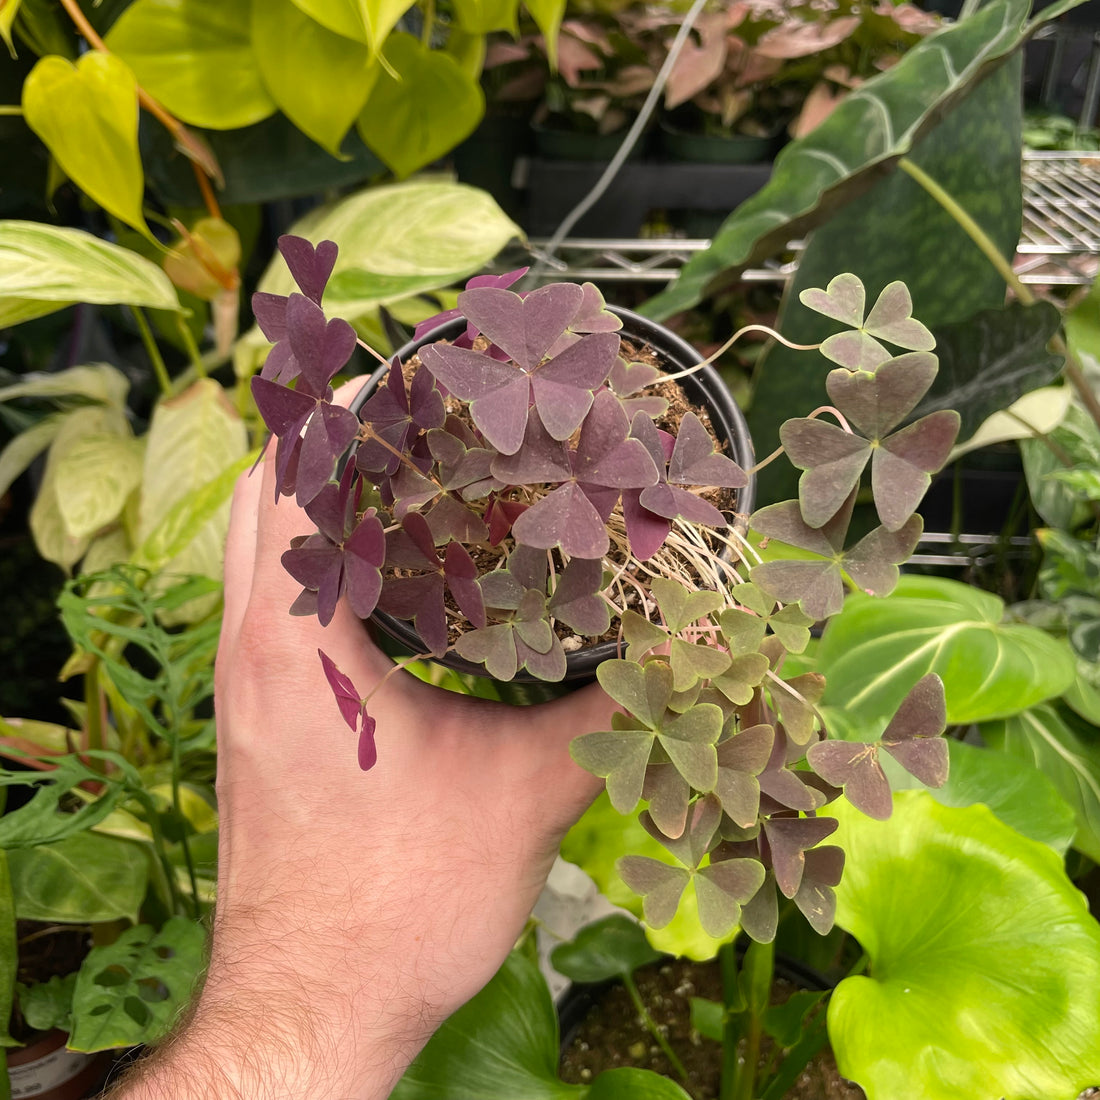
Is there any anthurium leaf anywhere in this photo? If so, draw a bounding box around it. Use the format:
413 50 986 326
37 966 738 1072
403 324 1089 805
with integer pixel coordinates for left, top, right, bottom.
550 914 661 985
451 0 518 34
912 300 1064 441
826 792 1100 1100
252 0 374 156
561 793 734 960
69 917 207 1052
886 739 1077 856
357 33 483 178
641 0 1062 320
23 52 150 237
0 223 180 326
106 0 275 129
816 576 1077 740
7 833 147 923
981 702 1100 864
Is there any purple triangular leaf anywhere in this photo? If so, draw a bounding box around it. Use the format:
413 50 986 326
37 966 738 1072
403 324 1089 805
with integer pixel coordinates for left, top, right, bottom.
779 418 870 529
458 283 584 369
842 514 923 598
253 291 288 342
618 856 690 928
763 816 838 898
318 649 361 733
806 740 892 820
638 483 726 526
873 410 961 530
531 331 619 440
668 413 748 488
512 482 610 559
825 352 938 438
278 235 337 305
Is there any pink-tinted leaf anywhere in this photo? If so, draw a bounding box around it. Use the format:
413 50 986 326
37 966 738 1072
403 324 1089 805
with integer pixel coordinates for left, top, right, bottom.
880 673 948 786
668 413 747 488
638 483 726 526
457 283 583 370
531 332 619 441
486 497 526 545
570 282 622 333
621 490 672 560
513 482 609 558
755 15 860 60
318 648 362 732
799 273 865 327
444 542 486 628
610 358 662 398
253 291 288 342
549 557 610 636
863 280 936 351
278 235 337 305
764 816 838 898
820 329 892 372
377 573 448 657
806 740 892 820
296 401 359 506
842 514 923 598
285 294 356 395
825 352 938 438
873 410 960 530
780 418 870 529
358 712 378 771
574 390 660 489
618 856 690 928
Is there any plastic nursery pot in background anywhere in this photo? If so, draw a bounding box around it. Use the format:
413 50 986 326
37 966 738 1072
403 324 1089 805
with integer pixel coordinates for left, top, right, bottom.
346 304 756 688
7 1029 115 1100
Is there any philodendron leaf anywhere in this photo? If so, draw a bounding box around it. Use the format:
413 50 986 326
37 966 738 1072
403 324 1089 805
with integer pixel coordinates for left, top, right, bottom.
253 180 521 323
0 223 180 327
391 949 690 1100
23 52 150 237
7 833 147 924
252 0 375 156
18 973 76 1034
641 0 1077 320
816 575 1076 740
913 300 1065 442
357 33 484 178
106 0 276 130
551 915 661 985
69 917 207 1052
826 792 1100 1100
982 702 1100 864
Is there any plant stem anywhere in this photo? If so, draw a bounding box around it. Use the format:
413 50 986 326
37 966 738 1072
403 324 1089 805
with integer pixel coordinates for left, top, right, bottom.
130 306 173 395
420 0 435 48
718 942 742 1100
176 315 208 379
623 974 690 1083
0 106 23 115
897 156 1100 434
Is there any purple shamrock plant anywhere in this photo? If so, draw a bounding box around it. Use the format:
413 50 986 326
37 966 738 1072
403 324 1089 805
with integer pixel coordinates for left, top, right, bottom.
252 239 960 943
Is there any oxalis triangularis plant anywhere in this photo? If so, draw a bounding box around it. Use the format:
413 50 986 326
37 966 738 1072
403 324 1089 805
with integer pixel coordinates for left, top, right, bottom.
251 234 960 942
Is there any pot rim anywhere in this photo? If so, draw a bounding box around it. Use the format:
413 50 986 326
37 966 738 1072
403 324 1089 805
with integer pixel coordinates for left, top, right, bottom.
346 303 756 684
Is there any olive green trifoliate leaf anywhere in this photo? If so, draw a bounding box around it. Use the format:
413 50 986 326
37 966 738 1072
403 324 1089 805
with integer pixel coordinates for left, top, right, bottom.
669 639 731 693
763 815 839 899
650 576 726 632
716 605 768 657
695 857 766 939
23 52 151 238
657 703 721 793
769 672 826 746
710 653 770 706
570 714 656 815
714 723 774 827
622 608 670 659
597 658 674 728
643 763 691 840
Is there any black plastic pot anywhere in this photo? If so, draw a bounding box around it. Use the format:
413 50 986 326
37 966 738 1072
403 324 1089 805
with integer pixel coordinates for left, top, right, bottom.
347 303 756 687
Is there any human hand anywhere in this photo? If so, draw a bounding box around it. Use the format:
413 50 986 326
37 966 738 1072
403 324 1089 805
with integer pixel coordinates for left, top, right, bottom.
115 379 616 1100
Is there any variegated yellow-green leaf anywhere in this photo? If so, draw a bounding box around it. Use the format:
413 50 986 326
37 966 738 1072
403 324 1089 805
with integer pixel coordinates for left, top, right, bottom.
22 53 150 237
252 0 375 156
138 380 247 619
80 526 134 576
30 405 131 571
289 0 368 42
106 0 276 130
0 0 22 57
524 0 565 68
0 361 131 407
254 179 520 322
0 415 64 499
357 33 483 178
0 223 180 326
54 432 144 540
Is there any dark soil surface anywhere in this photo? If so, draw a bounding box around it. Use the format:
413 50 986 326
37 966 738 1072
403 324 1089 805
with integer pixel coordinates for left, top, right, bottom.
559 957 865 1100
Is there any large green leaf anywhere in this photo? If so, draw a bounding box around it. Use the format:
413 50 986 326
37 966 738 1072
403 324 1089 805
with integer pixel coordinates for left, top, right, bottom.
22 52 150 237
744 54 1023 504
641 0 1081 320
137 379 247 616
560 793 733 961
391 949 690 1100
254 179 521 322
914 300 1065 442
0 223 179 326
68 917 207 1052
106 0 276 130
7 833 147 923
0 852 15 1047
982 702 1100 864
886 738 1077 855
826 792 1100 1100
357 33 484 179
251 0 375 156
816 575 1076 739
